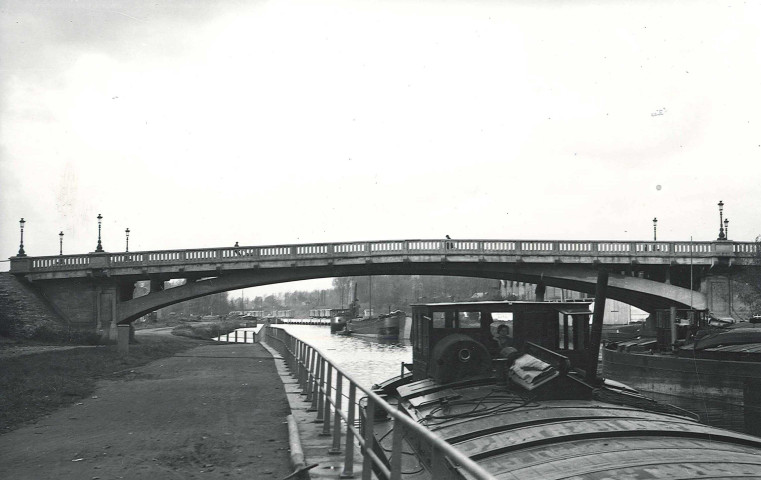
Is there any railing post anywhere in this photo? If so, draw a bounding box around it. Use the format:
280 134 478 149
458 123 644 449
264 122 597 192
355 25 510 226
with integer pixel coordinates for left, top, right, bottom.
390 411 405 480
299 343 308 392
315 358 325 422
321 363 333 436
340 383 357 478
305 348 315 402
329 371 343 454
430 445 443 478
288 336 295 372
295 340 303 382
235 330 238 343
308 354 320 412
361 397 376 480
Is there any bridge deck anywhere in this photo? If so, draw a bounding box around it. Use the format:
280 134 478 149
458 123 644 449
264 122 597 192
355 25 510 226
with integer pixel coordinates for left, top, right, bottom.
10 238 757 278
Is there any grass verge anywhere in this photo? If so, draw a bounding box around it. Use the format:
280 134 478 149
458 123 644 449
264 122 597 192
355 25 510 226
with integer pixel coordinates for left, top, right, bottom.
0 333 203 433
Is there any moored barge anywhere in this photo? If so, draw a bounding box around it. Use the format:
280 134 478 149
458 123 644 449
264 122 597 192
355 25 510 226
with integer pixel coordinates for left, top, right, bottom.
603 309 761 435
364 300 761 479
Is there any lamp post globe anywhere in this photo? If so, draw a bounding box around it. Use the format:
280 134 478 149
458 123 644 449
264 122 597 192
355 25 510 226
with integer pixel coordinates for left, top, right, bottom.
59 231 64 255
95 214 104 252
18 218 26 257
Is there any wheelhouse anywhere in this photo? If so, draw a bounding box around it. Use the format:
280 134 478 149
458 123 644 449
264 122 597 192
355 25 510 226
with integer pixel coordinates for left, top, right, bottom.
410 301 593 382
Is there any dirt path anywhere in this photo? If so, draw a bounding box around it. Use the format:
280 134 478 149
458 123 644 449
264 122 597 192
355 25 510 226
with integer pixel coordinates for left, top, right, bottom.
0 342 293 480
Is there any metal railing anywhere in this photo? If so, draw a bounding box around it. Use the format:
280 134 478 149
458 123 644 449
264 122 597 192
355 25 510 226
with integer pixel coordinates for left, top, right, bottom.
215 329 259 344
263 326 496 480
13 238 759 273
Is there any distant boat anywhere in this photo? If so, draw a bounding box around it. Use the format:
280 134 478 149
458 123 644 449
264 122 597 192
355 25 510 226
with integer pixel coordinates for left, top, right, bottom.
331 281 404 340
343 310 405 341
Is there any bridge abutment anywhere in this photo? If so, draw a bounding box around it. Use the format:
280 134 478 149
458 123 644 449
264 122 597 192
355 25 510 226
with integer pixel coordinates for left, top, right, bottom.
701 274 734 319
32 277 120 340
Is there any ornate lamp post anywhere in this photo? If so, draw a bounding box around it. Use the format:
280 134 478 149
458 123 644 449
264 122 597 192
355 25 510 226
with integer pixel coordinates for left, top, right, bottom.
59 231 64 255
724 218 729 240
95 214 104 252
18 218 26 257
653 217 658 241
717 201 726 240
125 228 130 252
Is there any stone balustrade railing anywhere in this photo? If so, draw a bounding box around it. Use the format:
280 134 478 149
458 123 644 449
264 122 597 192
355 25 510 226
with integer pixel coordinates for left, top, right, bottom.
11 238 758 273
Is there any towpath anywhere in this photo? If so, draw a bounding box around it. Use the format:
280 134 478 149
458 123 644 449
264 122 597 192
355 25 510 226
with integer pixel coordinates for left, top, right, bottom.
0 341 294 480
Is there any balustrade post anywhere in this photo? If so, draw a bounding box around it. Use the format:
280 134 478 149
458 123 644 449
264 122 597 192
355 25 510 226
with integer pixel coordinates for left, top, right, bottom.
315 358 325 422
361 397 376 480
235 330 238 343
321 363 333 436
339 383 357 478
329 372 343 454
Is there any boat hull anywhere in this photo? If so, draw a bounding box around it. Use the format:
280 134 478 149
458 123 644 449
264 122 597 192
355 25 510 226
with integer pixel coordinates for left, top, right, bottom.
603 347 761 435
330 317 347 333
347 314 402 340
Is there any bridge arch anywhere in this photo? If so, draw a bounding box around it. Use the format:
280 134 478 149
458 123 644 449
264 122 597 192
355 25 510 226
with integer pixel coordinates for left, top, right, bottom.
118 262 705 324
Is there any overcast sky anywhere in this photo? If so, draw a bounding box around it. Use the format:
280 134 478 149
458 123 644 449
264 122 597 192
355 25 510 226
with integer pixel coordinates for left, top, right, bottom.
1 0 759 296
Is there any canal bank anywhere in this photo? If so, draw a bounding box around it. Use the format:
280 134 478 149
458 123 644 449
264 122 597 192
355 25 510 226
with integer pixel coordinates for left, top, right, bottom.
259 339 365 480
0 341 293 480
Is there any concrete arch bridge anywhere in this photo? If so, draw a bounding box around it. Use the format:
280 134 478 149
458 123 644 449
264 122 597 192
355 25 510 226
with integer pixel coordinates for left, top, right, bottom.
9 238 758 339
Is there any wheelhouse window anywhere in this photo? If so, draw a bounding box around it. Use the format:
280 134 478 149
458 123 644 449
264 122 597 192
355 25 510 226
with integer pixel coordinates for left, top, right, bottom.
458 311 481 328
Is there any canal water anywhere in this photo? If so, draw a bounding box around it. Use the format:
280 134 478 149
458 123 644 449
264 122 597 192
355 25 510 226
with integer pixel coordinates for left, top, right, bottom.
216 324 412 388
278 324 412 388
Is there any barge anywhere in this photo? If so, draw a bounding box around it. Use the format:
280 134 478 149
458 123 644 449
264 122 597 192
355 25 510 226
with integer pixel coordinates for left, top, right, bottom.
603 309 761 435
363 300 761 479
